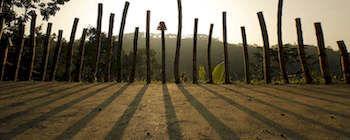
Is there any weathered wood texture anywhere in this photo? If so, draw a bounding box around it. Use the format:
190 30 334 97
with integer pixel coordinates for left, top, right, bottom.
295 18 313 84
77 29 88 82
222 12 231 84
14 24 25 82
0 0 5 40
1 42 9 80
41 23 52 81
336 41 350 84
174 0 183 84
28 13 37 81
257 12 271 84
314 23 332 84
129 27 139 83
51 30 63 81
65 18 79 82
116 1 130 82
192 18 198 84
241 26 250 84
94 3 103 81
107 13 115 82
277 0 289 84
146 10 151 84
207 24 214 84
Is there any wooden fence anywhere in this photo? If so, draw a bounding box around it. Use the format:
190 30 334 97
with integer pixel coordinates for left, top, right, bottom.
0 0 349 84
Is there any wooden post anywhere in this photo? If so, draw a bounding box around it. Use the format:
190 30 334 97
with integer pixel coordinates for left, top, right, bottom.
174 0 182 84
65 18 79 82
277 0 289 84
146 10 151 84
295 18 313 84
28 13 37 81
116 1 130 82
336 41 350 84
93 3 103 82
257 12 271 84
41 23 52 81
129 27 139 83
241 26 250 84
1 41 9 80
192 18 198 84
51 30 63 81
207 24 214 84
77 29 87 82
157 22 167 84
14 24 25 82
107 13 115 82
222 12 231 84
0 0 5 40
314 22 332 84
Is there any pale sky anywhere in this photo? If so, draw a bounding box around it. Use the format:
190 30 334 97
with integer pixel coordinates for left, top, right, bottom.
39 0 350 50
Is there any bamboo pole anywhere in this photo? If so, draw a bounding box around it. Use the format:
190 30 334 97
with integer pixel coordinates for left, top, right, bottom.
65 18 79 82
207 24 214 84
295 18 313 84
93 3 103 82
51 30 63 81
146 10 151 84
257 12 271 84
129 27 139 83
314 22 332 84
174 0 182 84
336 41 350 84
41 23 52 81
116 1 130 82
241 26 250 84
77 29 87 82
192 18 198 84
107 13 115 82
277 0 289 84
28 13 37 81
14 24 25 82
223 12 231 84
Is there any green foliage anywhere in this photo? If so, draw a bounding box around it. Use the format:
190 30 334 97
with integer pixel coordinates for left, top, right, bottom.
212 62 225 84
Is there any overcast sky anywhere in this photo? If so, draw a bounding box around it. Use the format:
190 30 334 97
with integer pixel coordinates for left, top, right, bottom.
39 0 350 50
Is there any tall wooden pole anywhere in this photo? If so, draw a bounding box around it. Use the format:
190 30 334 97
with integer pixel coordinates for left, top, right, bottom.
295 18 313 84
116 1 130 82
314 22 332 84
222 12 230 84
77 29 87 82
146 10 151 84
207 24 214 84
107 13 115 82
158 22 167 84
28 13 37 81
51 30 63 81
174 0 182 84
192 18 198 84
277 0 289 84
129 27 139 83
41 23 52 81
257 12 271 84
241 26 250 84
14 24 25 82
1 41 9 80
65 18 79 82
0 0 5 41
336 41 350 84
94 3 103 81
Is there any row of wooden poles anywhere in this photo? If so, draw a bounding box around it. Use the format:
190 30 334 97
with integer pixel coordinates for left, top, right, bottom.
0 1 349 84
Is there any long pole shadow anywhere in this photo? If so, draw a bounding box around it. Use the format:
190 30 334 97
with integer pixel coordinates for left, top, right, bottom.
162 84 183 140
0 83 57 100
0 83 84 111
0 83 102 123
0 82 52 96
283 85 350 99
217 85 350 138
55 83 131 140
0 81 28 89
0 83 117 139
229 84 350 119
288 85 350 97
198 85 304 139
176 84 239 140
105 84 149 140
261 85 350 106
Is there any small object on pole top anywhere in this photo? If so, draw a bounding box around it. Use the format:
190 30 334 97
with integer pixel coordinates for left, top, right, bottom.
157 21 167 31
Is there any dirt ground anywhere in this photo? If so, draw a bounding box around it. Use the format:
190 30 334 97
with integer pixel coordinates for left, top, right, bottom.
0 81 349 140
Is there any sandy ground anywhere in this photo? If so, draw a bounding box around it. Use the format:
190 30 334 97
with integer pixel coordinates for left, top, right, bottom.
0 82 349 140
